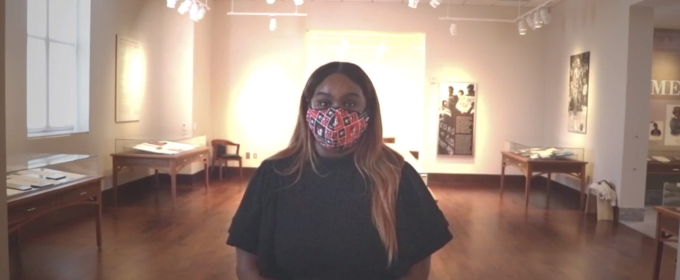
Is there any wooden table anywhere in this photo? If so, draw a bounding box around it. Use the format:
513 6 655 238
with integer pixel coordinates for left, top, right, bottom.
500 151 588 209
111 147 210 207
653 206 680 280
8 175 104 277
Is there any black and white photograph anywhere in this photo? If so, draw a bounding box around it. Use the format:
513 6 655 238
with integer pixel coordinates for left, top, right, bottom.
568 51 590 133
437 82 477 156
665 105 680 146
650 121 664 141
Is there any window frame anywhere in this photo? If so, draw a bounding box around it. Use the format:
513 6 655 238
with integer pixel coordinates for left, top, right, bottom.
27 0 86 138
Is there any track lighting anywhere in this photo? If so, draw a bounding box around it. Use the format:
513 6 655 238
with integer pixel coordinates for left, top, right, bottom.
449 23 457 35
525 16 536 30
408 0 418 9
533 11 543 28
266 0 275 4
177 0 192 14
269 18 277 31
294 0 304 5
170 0 210 22
430 0 440 8
518 20 527 35
540 7 551 24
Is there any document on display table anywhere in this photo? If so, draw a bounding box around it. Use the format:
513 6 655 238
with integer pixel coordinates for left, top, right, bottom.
6 188 24 197
652 156 671 162
16 168 86 180
132 141 197 155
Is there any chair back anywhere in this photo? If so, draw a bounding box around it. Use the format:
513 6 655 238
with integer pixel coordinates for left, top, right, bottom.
211 139 240 158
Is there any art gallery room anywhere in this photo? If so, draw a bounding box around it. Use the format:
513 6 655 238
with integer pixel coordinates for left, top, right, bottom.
3 0 680 279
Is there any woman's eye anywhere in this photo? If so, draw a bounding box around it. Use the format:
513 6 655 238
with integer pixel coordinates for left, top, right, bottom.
318 101 330 107
344 101 356 107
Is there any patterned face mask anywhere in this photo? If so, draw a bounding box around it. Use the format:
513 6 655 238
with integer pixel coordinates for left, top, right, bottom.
306 107 370 152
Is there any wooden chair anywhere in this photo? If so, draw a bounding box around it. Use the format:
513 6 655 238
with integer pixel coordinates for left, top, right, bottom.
211 139 242 180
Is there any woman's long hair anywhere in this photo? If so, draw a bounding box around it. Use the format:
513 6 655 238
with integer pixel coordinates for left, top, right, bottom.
270 62 405 265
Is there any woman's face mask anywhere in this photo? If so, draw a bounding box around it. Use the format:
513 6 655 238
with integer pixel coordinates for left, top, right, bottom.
306 107 369 152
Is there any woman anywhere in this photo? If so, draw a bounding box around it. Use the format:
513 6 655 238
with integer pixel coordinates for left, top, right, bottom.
226 62 452 280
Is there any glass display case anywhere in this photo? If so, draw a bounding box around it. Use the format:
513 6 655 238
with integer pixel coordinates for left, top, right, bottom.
6 153 99 199
503 141 585 161
114 135 207 155
647 149 680 163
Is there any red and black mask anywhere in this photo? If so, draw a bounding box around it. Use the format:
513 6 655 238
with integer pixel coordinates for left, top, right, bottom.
306 107 370 152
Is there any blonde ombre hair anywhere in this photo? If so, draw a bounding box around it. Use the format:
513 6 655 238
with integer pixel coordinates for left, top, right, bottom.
270 62 404 265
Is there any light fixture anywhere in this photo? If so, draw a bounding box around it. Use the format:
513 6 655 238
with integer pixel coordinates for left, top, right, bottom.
449 23 457 35
430 0 440 8
167 0 178 8
266 0 275 4
533 11 543 28
408 0 418 9
189 1 200 20
525 15 536 30
518 20 527 35
269 18 277 31
195 6 207 21
540 7 551 24
177 0 192 14
294 0 303 5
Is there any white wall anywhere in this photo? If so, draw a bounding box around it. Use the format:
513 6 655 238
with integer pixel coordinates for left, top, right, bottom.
541 0 653 208
212 0 546 175
5 0 211 189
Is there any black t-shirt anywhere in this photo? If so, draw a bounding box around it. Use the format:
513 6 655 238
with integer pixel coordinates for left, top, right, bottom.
226 153 452 280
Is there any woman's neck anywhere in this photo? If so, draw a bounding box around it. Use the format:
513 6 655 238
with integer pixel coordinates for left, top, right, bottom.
314 142 356 158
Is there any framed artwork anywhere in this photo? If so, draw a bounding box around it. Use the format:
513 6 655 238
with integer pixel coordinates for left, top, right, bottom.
650 120 664 141
437 82 477 156
664 105 680 146
568 51 590 134
115 35 143 123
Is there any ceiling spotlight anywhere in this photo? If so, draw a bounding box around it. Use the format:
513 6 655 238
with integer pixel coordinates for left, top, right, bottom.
525 15 536 30
189 2 200 20
540 7 551 25
449 23 457 35
294 0 303 5
269 18 277 31
195 6 207 21
534 11 543 28
408 0 418 9
177 0 192 14
518 20 527 35
167 0 178 8
430 0 440 8
266 0 275 4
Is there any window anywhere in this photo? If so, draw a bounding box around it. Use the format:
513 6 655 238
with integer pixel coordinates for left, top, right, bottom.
27 0 90 137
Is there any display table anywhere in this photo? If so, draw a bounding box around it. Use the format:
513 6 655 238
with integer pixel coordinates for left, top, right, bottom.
652 206 680 280
111 146 210 207
500 151 588 209
8 175 104 243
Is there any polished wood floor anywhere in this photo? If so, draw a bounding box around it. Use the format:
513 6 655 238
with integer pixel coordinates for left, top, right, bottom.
9 176 678 280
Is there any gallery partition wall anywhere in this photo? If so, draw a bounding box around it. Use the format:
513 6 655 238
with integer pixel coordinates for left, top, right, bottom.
305 31 426 152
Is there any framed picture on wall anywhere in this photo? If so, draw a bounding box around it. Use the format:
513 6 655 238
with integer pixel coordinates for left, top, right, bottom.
115 35 143 123
437 82 477 156
568 51 590 134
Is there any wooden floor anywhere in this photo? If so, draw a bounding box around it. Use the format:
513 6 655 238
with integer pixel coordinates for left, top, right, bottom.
9 176 678 280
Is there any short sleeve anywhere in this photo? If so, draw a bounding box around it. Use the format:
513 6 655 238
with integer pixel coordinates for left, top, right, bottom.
226 160 271 254
394 162 452 273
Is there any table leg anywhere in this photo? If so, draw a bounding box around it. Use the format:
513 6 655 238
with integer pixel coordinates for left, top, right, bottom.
500 159 506 194
171 167 177 208
580 165 587 209
525 168 532 208
546 173 552 199
653 213 663 280
112 164 119 206
95 194 102 249
204 159 209 191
